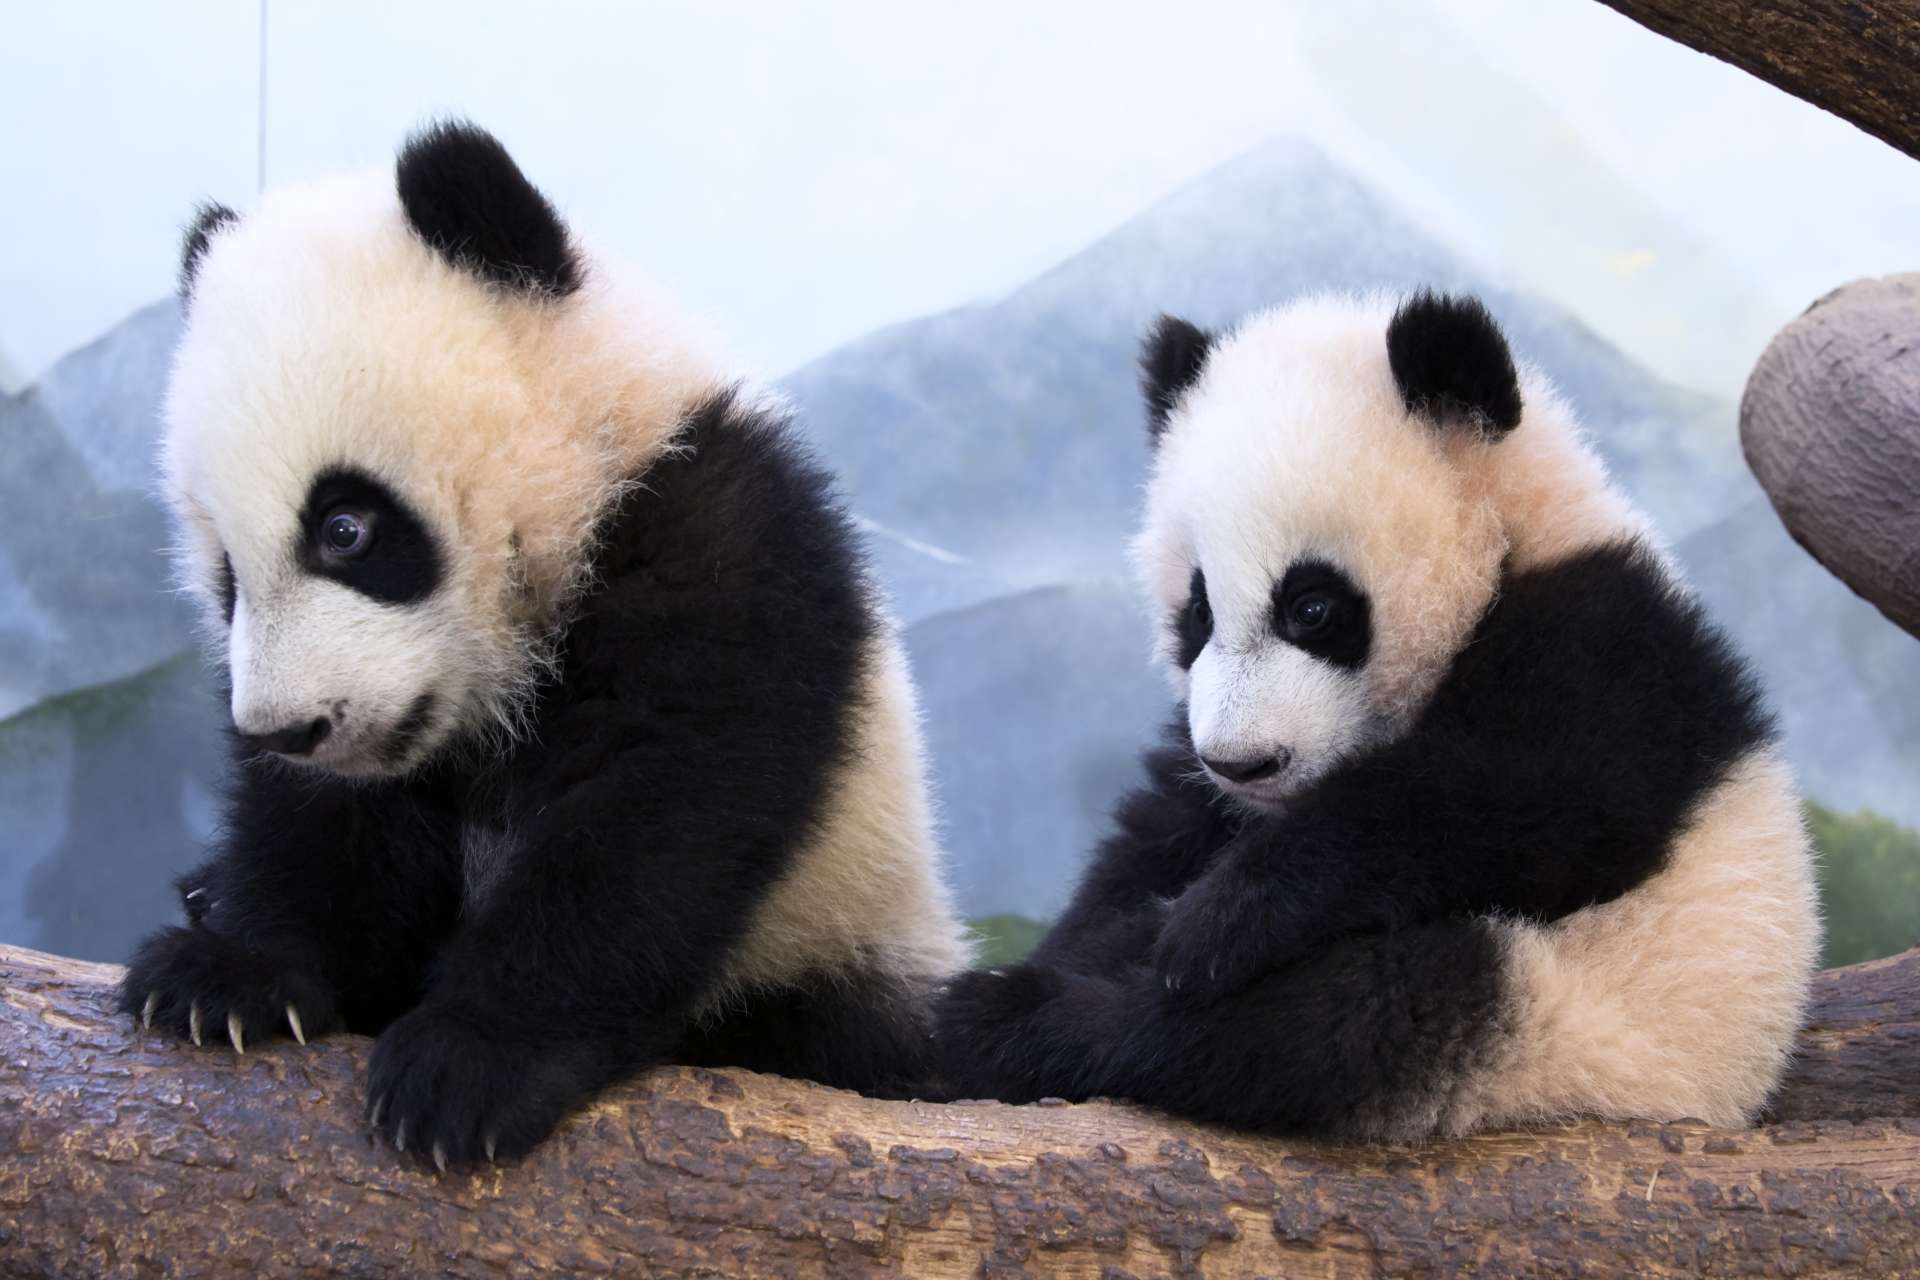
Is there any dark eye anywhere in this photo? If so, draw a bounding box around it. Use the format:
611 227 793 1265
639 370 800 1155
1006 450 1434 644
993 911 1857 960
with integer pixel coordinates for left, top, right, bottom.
1291 594 1331 631
1175 566 1213 668
321 508 372 557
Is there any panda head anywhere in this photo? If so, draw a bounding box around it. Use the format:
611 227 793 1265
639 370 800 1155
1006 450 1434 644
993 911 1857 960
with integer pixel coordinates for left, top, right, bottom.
1134 292 1524 809
162 121 710 778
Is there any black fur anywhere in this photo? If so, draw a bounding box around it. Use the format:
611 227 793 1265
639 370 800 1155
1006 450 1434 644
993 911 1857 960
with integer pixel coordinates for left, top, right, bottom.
179 202 238 302
1172 568 1212 669
294 466 444 605
1385 291 1523 436
121 391 925 1165
681 968 935 1100
936 540 1775 1134
1271 558 1370 670
216 552 237 624
381 692 437 767
1140 315 1214 443
395 121 580 296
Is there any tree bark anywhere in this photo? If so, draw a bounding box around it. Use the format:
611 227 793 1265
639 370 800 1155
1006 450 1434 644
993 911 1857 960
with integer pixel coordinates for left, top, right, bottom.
2 945 1918 1277
1740 273 1920 639
1593 1 1920 161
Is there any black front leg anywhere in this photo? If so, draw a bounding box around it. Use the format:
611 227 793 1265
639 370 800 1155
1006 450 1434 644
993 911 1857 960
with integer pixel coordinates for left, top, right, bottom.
119 760 463 1050
363 750 796 1167
1033 720 1243 976
1149 734 1642 1000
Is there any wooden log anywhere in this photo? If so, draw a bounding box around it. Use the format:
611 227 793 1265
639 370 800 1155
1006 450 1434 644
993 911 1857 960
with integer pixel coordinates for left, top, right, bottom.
2 945 1918 1277
1593 1 1920 161
1740 273 1920 639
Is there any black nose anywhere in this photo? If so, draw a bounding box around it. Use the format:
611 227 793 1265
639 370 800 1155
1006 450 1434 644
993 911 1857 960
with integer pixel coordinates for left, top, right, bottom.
1201 751 1290 783
239 718 332 757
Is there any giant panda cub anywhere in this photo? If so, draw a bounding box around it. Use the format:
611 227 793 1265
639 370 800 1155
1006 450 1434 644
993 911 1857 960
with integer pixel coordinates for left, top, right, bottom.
936 292 1820 1139
120 121 968 1166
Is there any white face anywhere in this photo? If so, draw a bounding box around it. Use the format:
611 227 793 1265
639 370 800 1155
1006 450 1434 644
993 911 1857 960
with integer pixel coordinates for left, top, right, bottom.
196 470 477 779
1182 588 1381 808
1134 297 1508 810
162 180 554 779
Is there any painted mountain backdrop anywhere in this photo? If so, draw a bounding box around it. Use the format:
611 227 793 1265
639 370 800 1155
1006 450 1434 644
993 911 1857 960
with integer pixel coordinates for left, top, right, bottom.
4 139 1915 960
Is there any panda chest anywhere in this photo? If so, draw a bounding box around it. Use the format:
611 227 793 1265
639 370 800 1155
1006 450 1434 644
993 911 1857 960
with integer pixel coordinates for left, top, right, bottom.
459 819 523 912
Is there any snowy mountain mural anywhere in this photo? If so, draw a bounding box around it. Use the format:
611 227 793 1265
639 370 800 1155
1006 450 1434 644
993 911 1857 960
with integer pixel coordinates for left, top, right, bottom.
4 139 1915 959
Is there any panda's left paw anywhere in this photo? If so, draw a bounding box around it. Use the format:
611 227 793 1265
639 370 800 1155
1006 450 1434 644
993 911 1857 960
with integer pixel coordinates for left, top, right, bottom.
366 1002 603 1170
1151 865 1309 1000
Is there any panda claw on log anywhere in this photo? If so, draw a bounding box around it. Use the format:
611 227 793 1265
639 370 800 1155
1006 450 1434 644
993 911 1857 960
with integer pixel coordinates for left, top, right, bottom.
120 119 969 1165
934 291 1820 1141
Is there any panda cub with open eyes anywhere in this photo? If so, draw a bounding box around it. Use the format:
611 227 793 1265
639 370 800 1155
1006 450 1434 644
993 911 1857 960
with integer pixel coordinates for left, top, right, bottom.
120 121 968 1166
936 291 1820 1139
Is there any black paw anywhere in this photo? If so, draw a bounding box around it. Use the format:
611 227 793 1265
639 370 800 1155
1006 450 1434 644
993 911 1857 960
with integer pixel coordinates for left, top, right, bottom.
931 964 1068 1103
1150 867 1308 1001
119 925 336 1053
366 1003 607 1169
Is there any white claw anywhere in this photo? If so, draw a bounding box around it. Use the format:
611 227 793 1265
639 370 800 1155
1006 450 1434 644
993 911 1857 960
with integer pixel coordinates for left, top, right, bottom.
228 1012 245 1055
369 1095 385 1128
141 992 157 1031
286 1004 306 1045
189 1001 203 1046
433 1143 448 1174
185 887 206 900
484 1135 497 1164
395 1118 408 1153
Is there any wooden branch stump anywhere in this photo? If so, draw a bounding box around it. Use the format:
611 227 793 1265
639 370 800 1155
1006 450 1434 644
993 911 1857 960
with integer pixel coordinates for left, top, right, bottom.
2 945 1918 1277
1741 273 1920 639
1594 1 1920 161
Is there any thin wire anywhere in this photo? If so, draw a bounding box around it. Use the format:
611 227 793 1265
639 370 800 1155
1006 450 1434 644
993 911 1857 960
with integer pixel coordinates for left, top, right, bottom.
256 0 268 194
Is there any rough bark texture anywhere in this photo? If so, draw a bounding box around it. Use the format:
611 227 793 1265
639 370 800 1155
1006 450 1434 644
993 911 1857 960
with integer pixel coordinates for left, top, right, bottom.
1595 0 1920 161
1740 273 1920 639
1 945 1918 1278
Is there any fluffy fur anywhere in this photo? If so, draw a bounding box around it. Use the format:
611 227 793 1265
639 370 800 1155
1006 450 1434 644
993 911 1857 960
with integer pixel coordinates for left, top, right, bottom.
121 122 966 1166
935 291 1819 1139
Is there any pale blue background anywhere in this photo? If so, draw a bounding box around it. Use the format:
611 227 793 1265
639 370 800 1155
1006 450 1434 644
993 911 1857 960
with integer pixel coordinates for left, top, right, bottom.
4 1 1918 960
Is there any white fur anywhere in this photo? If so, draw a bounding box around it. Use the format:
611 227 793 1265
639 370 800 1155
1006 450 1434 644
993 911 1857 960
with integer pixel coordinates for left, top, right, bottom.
1139 293 1818 1130
702 615 971 1011
164 172 718 772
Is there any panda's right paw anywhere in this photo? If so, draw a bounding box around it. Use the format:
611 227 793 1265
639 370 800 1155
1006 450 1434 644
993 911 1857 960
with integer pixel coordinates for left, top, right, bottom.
119 925 336 1053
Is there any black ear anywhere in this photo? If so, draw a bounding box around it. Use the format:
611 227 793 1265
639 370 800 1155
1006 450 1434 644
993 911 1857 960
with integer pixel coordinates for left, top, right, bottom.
395 120 580 296
1385 290 1522 437
179 202 239 302
1140 315 1215 445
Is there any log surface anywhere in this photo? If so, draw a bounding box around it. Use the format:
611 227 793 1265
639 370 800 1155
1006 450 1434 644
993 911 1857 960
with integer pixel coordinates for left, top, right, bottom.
1 944 1918 1279
1595 0 1920 161
1740 273 1920 639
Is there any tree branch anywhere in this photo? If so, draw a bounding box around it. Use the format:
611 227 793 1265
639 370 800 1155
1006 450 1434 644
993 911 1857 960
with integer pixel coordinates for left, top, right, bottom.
2 943 1917 1277
1741 273 1920 639
1595 0 1920 161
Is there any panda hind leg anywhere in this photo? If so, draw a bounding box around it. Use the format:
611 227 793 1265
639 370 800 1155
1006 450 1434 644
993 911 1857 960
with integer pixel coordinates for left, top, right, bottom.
679 968 940 1100
938 919 1510 1137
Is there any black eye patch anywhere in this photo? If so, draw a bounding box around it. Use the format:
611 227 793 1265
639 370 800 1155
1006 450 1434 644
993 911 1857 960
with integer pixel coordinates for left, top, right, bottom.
294 466 443 605
1173 567 1213 669
216 551 237 624
1270 559 1371 670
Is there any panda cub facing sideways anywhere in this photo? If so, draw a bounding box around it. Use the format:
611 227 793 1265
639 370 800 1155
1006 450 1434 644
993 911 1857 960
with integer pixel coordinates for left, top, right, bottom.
937 292 1820 1138
121 122 967 1166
